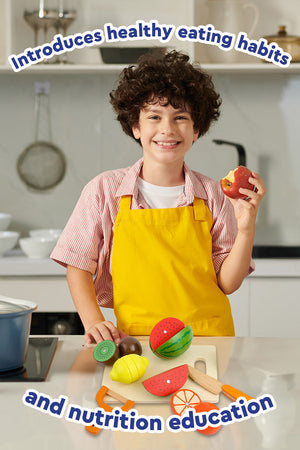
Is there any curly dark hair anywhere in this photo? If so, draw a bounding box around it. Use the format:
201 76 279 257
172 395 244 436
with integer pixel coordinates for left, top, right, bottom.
109 50 221 143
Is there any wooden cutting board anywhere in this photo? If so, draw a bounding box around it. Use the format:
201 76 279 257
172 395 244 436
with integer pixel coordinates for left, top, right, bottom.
102 344 219 404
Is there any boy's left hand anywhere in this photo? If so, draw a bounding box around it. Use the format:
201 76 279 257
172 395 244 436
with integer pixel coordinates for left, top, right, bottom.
228 171 266 234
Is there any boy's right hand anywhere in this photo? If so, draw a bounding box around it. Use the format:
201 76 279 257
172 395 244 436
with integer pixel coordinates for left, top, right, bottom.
84 321 127 345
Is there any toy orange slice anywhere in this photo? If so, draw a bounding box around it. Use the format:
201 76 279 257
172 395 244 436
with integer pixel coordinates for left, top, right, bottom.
171 389 202 416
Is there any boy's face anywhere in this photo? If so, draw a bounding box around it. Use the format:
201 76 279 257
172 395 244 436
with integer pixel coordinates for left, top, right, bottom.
132 100 199 166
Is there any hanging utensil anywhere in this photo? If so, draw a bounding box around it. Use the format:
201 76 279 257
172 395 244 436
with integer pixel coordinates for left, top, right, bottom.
17 90 66 191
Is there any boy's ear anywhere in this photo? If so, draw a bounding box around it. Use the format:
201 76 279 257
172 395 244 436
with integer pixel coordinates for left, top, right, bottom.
193 128 200 141
132 124 141 140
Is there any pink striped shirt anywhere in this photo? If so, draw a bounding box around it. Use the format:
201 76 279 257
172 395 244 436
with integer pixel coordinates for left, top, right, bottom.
51 158 254 308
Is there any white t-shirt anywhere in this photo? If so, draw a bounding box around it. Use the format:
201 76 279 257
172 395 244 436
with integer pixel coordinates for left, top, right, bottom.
138 177 184 209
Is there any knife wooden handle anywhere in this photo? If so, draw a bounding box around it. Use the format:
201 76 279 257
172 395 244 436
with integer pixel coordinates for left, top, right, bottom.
187 365 223 395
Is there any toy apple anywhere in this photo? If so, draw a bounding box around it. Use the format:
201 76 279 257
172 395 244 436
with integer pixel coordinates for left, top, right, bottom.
220 166 253 199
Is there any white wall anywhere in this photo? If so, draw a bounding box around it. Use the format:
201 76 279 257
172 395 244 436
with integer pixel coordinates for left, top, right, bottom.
1 0 300 244
1 70 300 245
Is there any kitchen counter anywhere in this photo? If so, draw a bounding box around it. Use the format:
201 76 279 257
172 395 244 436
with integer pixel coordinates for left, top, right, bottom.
0 250 66 276
1 250 300 277
1 335 299 450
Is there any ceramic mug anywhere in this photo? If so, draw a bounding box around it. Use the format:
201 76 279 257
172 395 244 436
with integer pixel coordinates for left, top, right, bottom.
205 0 259 63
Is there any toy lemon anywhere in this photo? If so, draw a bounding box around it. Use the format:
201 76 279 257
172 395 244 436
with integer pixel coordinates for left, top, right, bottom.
110 354 149 384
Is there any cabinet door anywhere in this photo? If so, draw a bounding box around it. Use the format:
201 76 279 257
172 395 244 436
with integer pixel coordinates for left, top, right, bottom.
0 276 74 312
228 279 250 336
249 278 300 337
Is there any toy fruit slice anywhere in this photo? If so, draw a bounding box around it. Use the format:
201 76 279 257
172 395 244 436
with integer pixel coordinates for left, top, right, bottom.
155 325 193 358
143 364 188 396
150 317 185 351
171 389 202 416
93 340 119 365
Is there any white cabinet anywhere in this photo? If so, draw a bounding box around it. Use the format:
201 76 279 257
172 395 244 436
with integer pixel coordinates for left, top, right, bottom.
0 276 74 312
0 274 117 323
0 272 299 336
249 278 300 337
228 279 250 337
229 275 300 338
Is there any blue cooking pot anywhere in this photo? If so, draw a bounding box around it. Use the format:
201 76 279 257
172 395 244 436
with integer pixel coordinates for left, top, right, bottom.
0 296 37 371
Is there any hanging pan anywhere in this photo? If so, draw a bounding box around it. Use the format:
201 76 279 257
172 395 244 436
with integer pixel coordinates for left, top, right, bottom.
17 92 66 191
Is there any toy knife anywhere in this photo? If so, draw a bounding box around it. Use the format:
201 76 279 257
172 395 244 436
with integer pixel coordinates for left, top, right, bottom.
187 365 253 401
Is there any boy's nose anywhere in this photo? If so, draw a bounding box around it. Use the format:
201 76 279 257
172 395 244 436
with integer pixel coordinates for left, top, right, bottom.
160 120 174 135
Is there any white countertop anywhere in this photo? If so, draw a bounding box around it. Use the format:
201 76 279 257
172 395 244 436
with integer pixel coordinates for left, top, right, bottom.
0 250 299 277
249 258 300 277
1 335 299 450
0 249 66 276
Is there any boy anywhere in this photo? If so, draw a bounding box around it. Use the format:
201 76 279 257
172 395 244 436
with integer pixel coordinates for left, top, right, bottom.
51 51 265 344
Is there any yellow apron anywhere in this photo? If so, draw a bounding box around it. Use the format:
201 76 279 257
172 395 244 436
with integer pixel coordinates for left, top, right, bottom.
112 195 234 336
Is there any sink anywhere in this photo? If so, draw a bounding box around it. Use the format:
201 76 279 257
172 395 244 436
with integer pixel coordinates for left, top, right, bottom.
253 246 300 258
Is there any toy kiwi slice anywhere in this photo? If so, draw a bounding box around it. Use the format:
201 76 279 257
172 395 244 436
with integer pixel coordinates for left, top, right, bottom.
93 340 120 365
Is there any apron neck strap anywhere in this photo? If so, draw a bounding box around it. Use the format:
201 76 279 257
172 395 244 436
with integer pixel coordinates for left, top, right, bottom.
119 195 132 211
193 197 211 222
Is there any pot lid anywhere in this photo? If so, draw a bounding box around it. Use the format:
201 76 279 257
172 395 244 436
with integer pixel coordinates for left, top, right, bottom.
264 25 300 41
0 299 30 314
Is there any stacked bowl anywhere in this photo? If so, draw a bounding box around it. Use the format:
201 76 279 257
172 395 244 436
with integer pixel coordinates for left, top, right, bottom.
0 213 19 257
19 229 62 259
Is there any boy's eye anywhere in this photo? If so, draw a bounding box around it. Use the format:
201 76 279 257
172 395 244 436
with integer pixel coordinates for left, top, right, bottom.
175 115 188 120
148 115 160 120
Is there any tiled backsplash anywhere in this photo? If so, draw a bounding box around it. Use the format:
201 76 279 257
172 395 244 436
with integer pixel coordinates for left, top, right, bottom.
1 70 300 245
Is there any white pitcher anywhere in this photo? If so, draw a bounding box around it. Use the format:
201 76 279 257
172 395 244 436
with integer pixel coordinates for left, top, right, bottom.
205 0 259 63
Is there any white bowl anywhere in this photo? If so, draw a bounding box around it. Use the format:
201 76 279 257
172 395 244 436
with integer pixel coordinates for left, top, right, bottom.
0 231 20 256
19 237 57 259
29 228 62 240
0 213 12 231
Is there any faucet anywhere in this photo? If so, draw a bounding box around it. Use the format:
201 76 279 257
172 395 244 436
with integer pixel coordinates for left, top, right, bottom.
213 139 247 167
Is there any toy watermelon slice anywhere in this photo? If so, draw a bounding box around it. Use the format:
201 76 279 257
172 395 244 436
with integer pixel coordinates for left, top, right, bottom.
150 317 185 351
155 325 193 358
150 318 193 358
143 364 189 396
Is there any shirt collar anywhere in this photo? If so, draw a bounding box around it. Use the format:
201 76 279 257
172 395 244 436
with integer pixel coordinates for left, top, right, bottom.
116 158 208 203
182 161 208 203
116 158 144 199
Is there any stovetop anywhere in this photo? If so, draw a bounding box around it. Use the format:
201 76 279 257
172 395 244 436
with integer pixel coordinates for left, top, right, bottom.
0 337 58 382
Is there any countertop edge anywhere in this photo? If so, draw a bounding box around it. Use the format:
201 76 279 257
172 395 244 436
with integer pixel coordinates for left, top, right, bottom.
0 254 299 277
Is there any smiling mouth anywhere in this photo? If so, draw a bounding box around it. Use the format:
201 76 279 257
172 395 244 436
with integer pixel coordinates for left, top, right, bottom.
154 140 181 148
